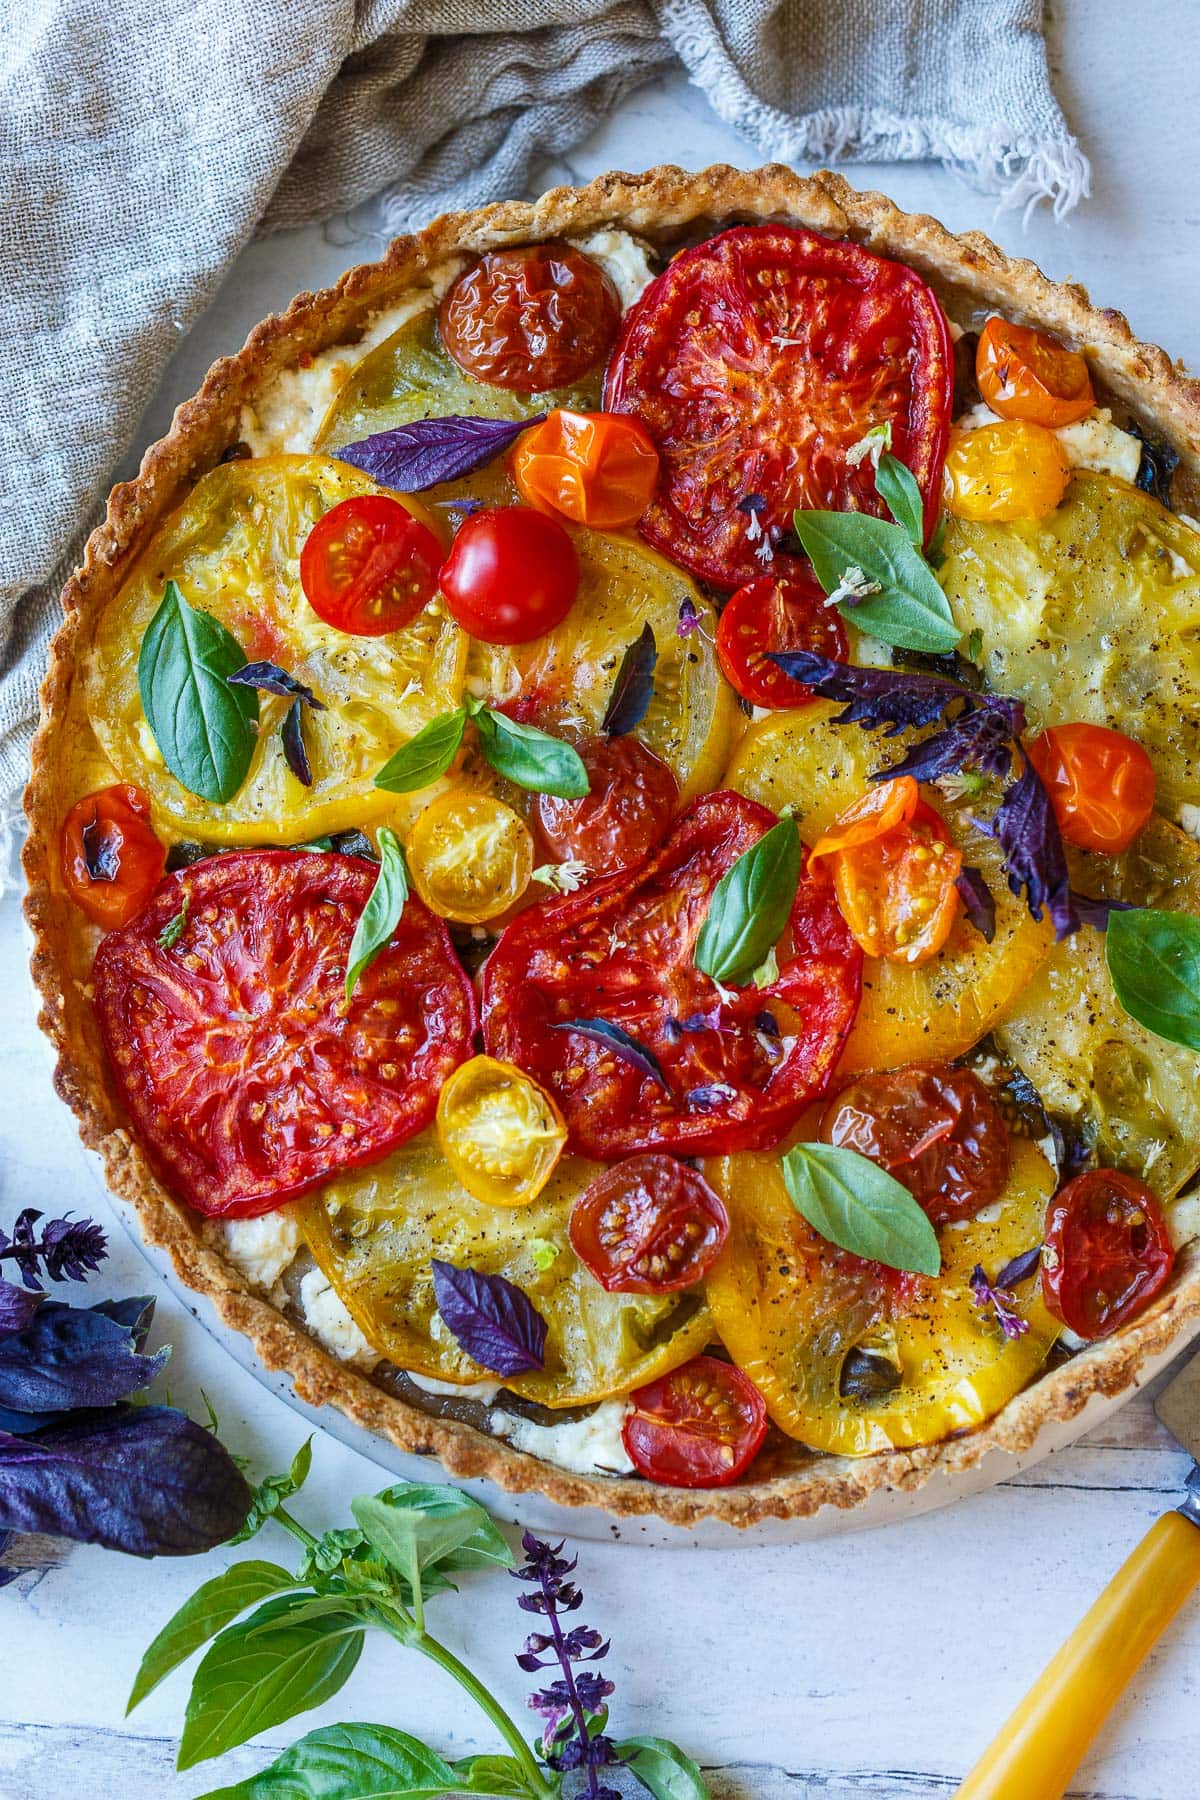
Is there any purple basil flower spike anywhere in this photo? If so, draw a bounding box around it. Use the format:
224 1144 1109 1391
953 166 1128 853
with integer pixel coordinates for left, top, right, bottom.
513 1532 622 1796
0 1212 107 1291
969 1263 1031 1341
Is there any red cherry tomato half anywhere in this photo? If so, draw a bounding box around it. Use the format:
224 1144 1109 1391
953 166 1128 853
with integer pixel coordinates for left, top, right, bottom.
299 495 443 637
440 507 580 645
623 1354 768 1487
438 244 621 393
535 735 678 873
1042 1169 1175 1340
569 1153 729 1293
716 572 848 710
1026 723 1156 855
61 784 166 930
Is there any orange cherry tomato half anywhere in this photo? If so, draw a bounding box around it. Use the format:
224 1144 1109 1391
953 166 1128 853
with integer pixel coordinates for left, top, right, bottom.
1026 723 1156 854
512 410 659 529
535 735 678 873
569 1153 729 1293
622 1354 768 1487
809 776 963 965
438 244 621 393
439 506 579 644
976 315 1094 429
715 572 848 710
299 495 442 636
1042 1169 1174 1340
61 784 166 929
943 420 1069 523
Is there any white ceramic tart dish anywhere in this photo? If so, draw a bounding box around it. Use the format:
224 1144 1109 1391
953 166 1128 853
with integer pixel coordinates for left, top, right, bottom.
23 164 1200 1530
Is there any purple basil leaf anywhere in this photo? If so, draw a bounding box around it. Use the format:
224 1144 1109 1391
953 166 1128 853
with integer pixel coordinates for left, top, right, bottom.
226 662 325 710
766 652 967 735
992 757 1078 939
337 412 545 492
872 708 1015 786
89 1295 155 1351
996 1244 1042 1289
956 866 997 943
0 1280 40 1336
1069 890 1135 931
550 1018 667 1089
0 1405 252 1555
281 698 313 787
0 1302 169 1413
0 1403 58 1436
601 623 657 737
431 1260 547 1376
80 808 120 883
3 1209 47 1287
686 1082 739 1110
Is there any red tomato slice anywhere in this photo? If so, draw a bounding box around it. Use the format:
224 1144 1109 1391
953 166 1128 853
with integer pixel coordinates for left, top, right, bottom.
1042 1169 1174 1340
569 1153 729 1292
61 784 165 930
623 1354 768 1487
439 506 579 644
605 224 953 588
715 573 848 709
93 851 476 1218
535 735 678 873
300 495 442 636
481 790 862 1159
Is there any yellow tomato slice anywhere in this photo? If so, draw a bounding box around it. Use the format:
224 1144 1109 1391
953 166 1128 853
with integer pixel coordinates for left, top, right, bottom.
704 1137 1059 1456
85 455 465 845
436 1056 567 1207
406 789 533 923
297 1131 714 1406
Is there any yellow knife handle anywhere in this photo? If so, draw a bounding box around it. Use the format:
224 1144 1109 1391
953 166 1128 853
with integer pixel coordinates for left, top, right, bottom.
954 1508 1200 1800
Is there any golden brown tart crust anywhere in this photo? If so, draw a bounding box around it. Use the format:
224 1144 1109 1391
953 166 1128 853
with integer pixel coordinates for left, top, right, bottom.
23 164 1200 1529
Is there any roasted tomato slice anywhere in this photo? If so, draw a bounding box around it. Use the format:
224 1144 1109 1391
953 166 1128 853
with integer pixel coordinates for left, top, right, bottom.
1042 1169 1175 1340
300 494 443 636
1026 722 1156 854
976 316 1094 428
482 790 862 1159
61 784 165 929
622 1354 768 1487
93 851 475 1217
535 735 678 873
605 223 953 588
439 244 621 393
569 1153 729 1293
715 572 847 710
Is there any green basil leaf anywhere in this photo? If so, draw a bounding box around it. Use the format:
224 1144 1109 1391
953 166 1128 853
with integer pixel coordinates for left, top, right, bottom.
694 817 801 985
367 1482 513 1573
229 1437 314 1545
178 1595 365 1770
472 704 589 797
375 708 467 793
617 1737 711 1800
127 1560 297 1714
137 581 259 802
791 510 959 653
452 1754 538 1798
1106 907 1200 1051
780 1142 941 1275
192 1721 458 1800
345 828 408 1002
874 452 924 548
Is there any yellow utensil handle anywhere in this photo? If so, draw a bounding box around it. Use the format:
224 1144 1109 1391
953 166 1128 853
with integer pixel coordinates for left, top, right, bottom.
955 1508 1200 1800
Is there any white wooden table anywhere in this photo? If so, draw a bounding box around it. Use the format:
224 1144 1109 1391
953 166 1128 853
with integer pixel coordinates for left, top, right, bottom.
5 3 1200 1794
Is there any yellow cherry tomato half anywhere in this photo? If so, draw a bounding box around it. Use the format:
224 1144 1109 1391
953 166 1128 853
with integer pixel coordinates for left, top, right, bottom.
436 1055 568 1208
943 420 1069 522
406 789 533 923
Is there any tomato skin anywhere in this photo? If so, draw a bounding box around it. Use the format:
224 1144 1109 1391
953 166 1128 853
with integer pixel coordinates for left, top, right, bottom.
1042 1169 1174 1340
299 495 443 636
440 507 579 644
1026 723 1156 854
535 735 678 873
93 850 476 1218
569 1153 729 1293
810 778 963 965
943 421 1069 523
976 316 1094 428
407 790 534 923
439 244 621 392
716 573 848 710
61 785 166 929
435 1055 567 1208
820 1062 1010 1225
623 1355 768 1486
605 223 953 588
512 410 659 529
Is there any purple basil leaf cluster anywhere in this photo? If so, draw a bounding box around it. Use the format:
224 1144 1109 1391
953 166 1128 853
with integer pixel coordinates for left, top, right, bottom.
767 651 970 734
0 1209 108 1289
337 412 545 491
514 1532 621 1800
0 1301 169 1414
431 1260 548 1377
875 705 1014 786
552 1017 667 1089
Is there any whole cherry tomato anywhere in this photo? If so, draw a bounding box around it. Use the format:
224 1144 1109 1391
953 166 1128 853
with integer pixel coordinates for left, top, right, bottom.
715 571 848 710
61 785 166 929
809 777 963 965
1026 723 1156 854
438 244 620 392
820 1061 1010 1225
535 735 678 873
512 410 659 529
1042 1169 1174 1340
623 1354 768 1487
439 507 579 644
299 495 442 636
569 1153 729 1293
976 316 1094 428
943 420 1069 523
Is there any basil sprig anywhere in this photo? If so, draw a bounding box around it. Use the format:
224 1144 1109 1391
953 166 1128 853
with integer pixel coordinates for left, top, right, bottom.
694 817 801 985
781 1142 941 1276
792 508 958 654
1106 907 1200 1051
138 581 258 802
344 828 408 1001
375 699 588 799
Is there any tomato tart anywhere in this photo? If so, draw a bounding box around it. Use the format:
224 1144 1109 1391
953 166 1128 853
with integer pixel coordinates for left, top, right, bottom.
25 166 1200 1528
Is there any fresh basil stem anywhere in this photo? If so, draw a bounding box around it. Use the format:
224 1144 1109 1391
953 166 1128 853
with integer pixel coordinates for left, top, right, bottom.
791 507 959 654
344 828 408 1001
874 451 925 548
138 581 258 802
780 1141 941 1275
1106 907 1200 1051
694 816 801 986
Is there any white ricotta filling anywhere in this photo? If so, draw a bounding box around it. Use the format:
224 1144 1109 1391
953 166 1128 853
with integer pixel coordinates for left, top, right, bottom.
408 1371 501 1403
489 1398 634 1477
955 401 1142 483
297 1268 380 1371
568 228 657 312
222 1211 301 1307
